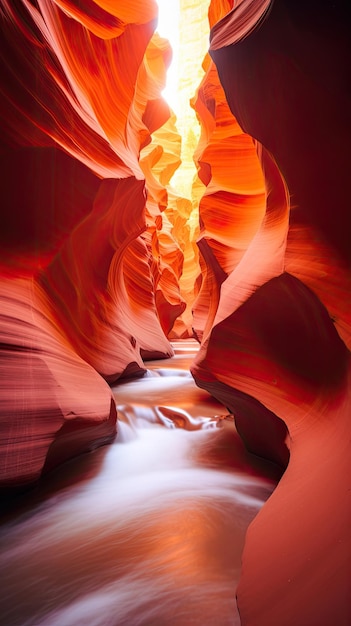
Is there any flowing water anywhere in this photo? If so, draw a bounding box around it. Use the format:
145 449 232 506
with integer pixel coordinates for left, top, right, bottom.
0 341 279 626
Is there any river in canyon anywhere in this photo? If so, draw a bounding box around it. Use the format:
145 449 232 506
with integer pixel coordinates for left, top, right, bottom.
0 340 281 626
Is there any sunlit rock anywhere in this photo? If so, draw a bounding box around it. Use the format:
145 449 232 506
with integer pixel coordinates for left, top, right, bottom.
0 1 157 181
0 0 174 489
191 52 267 340
140 112 187 338
2 1 350 622
153 214 187 336
165 193 201 337
39 29 178 380
171 0 211 199
190 1 351 624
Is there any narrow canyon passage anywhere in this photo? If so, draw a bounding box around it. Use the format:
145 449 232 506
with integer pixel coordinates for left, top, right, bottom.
0 341 279 626
1 1 350 624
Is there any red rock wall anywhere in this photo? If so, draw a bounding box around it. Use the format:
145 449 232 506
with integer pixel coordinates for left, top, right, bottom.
191 51 268 341
190 1 351 624
1 1 350 623
0 0 185 489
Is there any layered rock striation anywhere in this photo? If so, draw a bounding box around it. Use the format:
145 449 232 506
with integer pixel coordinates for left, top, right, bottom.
191 1 351 624
1 2 350 623
0 0 187 490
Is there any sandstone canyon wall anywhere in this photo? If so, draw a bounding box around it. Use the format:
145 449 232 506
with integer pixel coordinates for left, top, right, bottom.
190 1 351 624
0 0 190 490
1 1 350 624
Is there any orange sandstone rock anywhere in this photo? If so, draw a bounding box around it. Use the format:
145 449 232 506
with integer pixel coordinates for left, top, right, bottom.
191 1 351 624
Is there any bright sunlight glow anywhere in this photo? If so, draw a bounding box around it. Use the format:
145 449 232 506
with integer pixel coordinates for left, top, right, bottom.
156 0 181 115
156 0 211 199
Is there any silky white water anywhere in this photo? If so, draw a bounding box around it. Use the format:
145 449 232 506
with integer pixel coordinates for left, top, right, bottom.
0 342 278 626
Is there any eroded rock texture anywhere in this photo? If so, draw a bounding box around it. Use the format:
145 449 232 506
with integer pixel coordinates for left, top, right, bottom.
191 1 351 624
1 1 350 624
191 51 267 341
0 0 187 489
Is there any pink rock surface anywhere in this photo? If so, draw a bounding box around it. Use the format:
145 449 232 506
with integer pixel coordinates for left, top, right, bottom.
190 1 351 623
1 2 350 623
0 0 175 488
0 277 116 491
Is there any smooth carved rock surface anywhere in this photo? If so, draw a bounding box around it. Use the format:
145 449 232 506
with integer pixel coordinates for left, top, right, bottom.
1 1 350 624
191 52 267 340
0 277 116 492
0 0 186 488
190 1 351 624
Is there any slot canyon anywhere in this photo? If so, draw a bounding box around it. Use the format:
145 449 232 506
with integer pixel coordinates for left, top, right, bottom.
0 1 350 625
